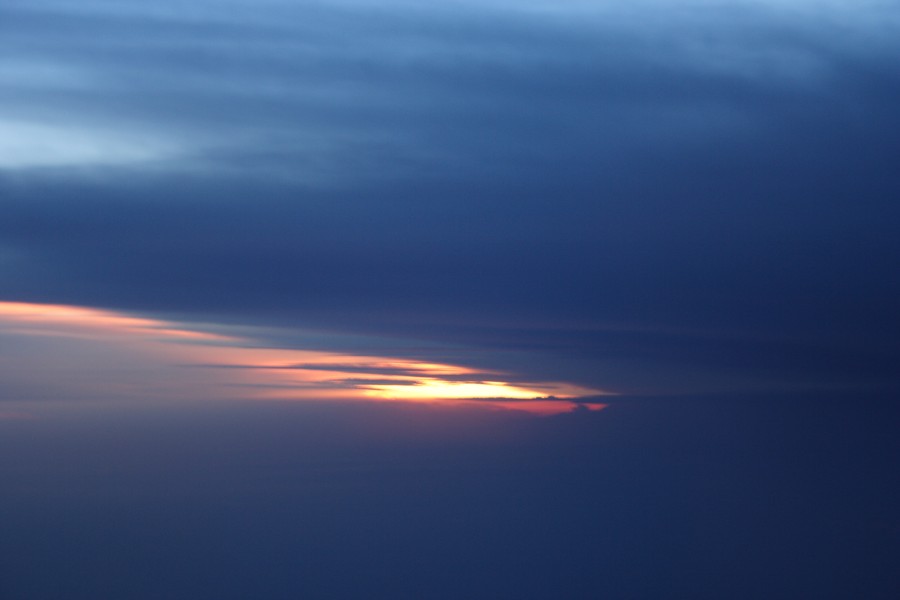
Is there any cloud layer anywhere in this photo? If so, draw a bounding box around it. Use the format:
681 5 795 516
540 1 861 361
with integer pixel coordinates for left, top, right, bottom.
2 0 899 394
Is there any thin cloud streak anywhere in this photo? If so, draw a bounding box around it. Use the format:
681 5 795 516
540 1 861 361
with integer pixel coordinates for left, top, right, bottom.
0 301 607 414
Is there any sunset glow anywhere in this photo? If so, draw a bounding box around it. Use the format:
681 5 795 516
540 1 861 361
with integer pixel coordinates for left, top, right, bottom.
0 301 607 414
0 301 233 342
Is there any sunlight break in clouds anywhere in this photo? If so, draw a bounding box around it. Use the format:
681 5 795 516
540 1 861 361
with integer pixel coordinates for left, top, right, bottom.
0 302 608 415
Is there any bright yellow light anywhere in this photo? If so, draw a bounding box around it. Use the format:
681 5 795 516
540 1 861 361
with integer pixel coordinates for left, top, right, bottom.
366 380 554 401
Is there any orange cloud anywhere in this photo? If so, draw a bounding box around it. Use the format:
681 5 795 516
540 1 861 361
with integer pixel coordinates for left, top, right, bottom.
0 301 610 414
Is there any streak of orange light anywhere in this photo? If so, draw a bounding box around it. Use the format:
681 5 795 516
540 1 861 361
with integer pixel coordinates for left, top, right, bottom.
0 301 611 414
0 301 232 342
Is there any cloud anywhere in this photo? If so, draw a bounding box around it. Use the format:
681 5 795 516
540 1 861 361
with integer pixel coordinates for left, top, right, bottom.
0 120 183 170
0 301 604 414
3 0 896 180
0 0 899 394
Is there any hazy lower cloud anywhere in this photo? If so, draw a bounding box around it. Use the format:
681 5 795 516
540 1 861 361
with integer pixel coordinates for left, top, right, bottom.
1 0 899 395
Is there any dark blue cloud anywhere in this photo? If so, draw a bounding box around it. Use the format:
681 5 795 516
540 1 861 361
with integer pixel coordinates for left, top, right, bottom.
1 0 900 393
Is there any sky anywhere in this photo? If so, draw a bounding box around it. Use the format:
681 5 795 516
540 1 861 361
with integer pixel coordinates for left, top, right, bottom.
1 0 899 598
